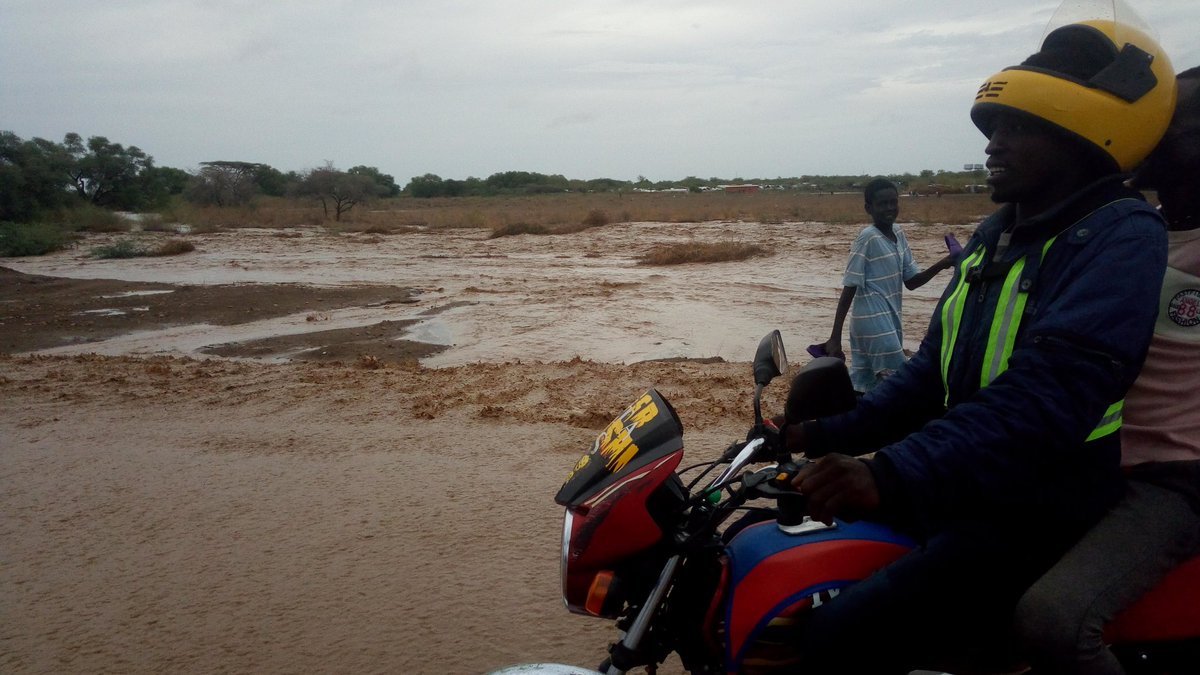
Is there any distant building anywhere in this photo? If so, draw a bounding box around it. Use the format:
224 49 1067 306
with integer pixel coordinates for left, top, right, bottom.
720 184 761 194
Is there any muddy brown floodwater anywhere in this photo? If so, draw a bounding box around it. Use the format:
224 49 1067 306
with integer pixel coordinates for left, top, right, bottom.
1 218 972 674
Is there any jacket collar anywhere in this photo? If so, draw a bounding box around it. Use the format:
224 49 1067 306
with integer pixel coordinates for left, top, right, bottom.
979 174 1145 245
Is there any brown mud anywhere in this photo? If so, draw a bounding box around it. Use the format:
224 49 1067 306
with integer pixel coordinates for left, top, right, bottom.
1 219 969 674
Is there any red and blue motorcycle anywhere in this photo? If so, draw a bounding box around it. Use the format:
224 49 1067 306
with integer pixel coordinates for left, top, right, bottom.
495 332 1200 675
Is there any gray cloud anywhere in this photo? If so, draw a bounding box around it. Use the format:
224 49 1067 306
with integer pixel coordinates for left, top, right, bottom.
2 0 1195 182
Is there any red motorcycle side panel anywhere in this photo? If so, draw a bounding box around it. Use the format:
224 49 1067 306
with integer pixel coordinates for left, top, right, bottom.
561 451 684 615
1105 553 1200 642
722 519 914 671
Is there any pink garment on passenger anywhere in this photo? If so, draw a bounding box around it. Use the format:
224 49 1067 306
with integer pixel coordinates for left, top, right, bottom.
1120 227 1200 466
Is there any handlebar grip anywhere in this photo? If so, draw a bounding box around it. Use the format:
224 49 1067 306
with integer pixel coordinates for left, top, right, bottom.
770 461 808 526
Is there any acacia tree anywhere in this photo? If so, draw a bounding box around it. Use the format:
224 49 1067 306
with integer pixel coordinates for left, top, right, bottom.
407 173 445 198
184 161 264 207
63 133 155 209
347 165 400 197
298 164 382 221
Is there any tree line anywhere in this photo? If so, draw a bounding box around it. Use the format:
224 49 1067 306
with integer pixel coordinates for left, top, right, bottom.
1 129 988 225
0 132 403 224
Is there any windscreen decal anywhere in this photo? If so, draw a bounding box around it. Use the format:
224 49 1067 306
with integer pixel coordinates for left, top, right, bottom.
596 393 659 472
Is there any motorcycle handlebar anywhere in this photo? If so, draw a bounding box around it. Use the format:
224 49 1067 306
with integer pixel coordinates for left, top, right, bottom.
741 460 810 526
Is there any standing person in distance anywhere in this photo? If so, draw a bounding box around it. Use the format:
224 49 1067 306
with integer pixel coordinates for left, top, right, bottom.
820 178 955 393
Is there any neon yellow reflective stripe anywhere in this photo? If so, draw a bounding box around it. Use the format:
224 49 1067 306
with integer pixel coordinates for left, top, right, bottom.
980 256 1027 386
1087 400 1124 441
938 233 1122 442
940 248 987 406
980 239 1056 386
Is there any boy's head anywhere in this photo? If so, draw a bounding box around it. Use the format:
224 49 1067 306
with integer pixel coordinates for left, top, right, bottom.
863 178 899 228
1134 66 1200 226
971 16 1175 174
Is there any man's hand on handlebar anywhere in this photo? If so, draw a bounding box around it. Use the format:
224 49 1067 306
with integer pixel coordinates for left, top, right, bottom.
768 414 808 455
790 454 880 524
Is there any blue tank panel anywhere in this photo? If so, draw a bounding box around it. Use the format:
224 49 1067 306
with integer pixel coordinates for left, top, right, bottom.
726 519 915 589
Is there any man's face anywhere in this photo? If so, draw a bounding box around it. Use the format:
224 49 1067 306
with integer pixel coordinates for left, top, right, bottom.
865 188 899 228
984 112 1083 208
1134 78 1200 209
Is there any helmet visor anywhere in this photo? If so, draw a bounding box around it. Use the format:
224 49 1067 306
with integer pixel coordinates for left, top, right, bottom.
1044 0 1158 52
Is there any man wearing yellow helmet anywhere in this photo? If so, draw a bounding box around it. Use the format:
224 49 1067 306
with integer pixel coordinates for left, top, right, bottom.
1016 65 1200 675
780 10 1175 673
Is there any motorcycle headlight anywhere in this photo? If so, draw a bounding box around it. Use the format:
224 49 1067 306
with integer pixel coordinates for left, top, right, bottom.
560 509 573 608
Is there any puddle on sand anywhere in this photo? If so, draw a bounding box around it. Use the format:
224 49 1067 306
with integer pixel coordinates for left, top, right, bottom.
5 222 955 366
76 307 151 317
404 318 455 346
99 290 175 298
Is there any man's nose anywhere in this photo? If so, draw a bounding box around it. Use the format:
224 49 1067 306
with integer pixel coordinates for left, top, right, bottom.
985 130 1006 155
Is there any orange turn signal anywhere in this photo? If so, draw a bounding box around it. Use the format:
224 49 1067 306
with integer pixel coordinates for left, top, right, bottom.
585 570 616 616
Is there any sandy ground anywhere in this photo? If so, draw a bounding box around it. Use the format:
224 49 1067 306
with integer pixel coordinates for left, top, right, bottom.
0 218 970 674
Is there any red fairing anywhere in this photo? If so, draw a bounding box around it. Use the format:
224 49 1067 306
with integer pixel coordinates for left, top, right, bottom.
1105 553 1200 642
562 450 684 614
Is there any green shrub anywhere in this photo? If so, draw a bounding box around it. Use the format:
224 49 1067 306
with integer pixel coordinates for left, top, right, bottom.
0 221 72 257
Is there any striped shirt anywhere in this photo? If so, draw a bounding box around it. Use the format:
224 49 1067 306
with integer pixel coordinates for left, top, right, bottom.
842 224 920 392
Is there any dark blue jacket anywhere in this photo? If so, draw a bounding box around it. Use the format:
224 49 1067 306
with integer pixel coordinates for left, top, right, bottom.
805 177 1168 539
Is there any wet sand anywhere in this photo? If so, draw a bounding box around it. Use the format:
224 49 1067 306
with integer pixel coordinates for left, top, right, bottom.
1 218 968 674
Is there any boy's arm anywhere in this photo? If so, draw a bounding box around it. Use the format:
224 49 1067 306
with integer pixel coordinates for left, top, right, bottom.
824 285 856 359
904 254 955 290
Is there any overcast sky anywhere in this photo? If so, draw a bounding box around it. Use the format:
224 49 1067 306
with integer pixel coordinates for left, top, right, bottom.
2 1 1197 184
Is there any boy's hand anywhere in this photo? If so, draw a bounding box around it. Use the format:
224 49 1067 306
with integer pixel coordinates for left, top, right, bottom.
944 234 964 262
822 338 845 361
791 454 879 524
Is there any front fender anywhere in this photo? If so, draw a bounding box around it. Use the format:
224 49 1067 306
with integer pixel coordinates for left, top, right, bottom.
487 664 604 675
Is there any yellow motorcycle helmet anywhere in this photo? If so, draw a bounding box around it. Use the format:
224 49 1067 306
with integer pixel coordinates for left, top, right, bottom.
971 0 1176 172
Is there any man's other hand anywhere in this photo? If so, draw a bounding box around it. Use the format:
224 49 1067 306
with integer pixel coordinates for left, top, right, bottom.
791 454 880 524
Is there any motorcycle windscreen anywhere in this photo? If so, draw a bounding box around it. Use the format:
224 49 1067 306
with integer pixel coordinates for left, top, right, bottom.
554 389 684 507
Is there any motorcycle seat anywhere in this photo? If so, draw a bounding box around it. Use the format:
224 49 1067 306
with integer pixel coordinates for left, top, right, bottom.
1105 553 1200 642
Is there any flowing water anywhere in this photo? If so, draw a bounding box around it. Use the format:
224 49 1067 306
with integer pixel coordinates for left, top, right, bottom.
3 220 960 366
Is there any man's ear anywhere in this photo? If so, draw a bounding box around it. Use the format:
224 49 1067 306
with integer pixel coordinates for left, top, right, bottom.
863 201 872 215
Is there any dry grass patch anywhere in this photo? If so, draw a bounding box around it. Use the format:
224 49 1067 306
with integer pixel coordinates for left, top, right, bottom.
90 237 196 259
143 191 996 234
489 222 550 238
637 242 768 265
153 239 196 256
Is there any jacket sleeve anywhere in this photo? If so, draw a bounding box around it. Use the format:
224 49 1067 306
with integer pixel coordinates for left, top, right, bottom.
865 210 1167 528
804 332 946 455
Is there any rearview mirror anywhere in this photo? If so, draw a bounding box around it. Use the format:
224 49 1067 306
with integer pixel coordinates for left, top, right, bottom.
753 330 788 386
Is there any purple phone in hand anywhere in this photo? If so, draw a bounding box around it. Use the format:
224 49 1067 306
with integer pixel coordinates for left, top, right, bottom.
945 234 964 258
